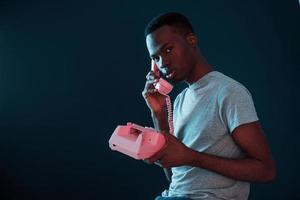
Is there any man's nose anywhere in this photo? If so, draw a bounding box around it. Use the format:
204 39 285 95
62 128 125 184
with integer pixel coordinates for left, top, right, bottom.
158 56 169 69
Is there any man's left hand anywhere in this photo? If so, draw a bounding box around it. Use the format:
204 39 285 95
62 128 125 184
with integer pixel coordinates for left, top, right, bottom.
146 132 191 168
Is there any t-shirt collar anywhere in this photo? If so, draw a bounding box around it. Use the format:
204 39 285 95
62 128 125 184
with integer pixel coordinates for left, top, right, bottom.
188 70 218 90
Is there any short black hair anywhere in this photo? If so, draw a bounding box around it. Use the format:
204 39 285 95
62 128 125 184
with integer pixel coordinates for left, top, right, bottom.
144 12 194 37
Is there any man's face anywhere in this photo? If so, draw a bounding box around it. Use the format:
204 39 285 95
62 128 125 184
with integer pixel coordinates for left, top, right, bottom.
146 25 196 83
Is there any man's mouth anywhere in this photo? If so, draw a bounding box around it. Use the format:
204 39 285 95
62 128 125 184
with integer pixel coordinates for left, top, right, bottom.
166 71 175 79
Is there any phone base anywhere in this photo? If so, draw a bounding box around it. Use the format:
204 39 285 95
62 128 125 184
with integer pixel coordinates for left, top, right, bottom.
109 122 166 160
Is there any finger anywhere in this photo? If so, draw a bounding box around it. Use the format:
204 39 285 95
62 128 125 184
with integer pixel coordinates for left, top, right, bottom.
142 89 158 98
143 159 150 164
154 160 163 167
143 79 158 92
146 71 160 80
147 147 165 163
146 71 156 80
147 156 158 164
147 88 158 93
143 159 163 167
146 79 157 85
146 79 158 89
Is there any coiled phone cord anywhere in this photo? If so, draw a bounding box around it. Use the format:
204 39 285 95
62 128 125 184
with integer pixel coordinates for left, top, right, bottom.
164 95 173 182
165 95 174 135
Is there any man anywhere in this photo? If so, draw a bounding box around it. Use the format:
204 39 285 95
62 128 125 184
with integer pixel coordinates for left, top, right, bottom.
142 12 276 200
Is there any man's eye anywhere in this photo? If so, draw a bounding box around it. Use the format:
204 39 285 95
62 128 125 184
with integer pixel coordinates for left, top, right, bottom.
165 47 172 53
153 57 159 62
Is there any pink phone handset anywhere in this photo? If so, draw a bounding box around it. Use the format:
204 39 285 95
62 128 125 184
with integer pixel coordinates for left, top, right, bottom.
151 60 173 95
109 122 166 160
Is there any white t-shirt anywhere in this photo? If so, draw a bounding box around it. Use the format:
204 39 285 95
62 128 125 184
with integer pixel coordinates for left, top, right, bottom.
162 71 259 200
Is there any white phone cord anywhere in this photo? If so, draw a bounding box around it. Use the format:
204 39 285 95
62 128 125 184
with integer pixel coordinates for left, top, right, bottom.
165 96 174 135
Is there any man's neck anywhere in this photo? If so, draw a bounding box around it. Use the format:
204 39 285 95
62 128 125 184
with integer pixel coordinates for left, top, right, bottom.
185 56 213 86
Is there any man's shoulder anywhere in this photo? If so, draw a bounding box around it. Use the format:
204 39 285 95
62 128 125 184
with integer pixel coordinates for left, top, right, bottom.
174 87 188 103
212 71 249 94
212 71 242 86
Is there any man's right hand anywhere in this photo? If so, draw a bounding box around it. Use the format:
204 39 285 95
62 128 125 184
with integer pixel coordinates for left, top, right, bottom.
142 71 167 114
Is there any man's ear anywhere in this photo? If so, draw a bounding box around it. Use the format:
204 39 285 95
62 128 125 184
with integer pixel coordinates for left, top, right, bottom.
186 33 198 47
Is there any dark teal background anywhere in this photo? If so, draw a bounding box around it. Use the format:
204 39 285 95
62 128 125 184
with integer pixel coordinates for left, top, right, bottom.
0 0 299 199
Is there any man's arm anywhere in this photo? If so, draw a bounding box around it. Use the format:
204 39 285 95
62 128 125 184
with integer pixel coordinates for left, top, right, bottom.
185 121 276 182
148 120 276 183
151 109 169 132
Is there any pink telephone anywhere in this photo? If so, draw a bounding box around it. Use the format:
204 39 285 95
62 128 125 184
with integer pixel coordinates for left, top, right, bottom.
109 122 166 159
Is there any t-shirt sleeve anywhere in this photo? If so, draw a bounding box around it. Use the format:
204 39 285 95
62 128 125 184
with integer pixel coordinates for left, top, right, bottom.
219 84 259 133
